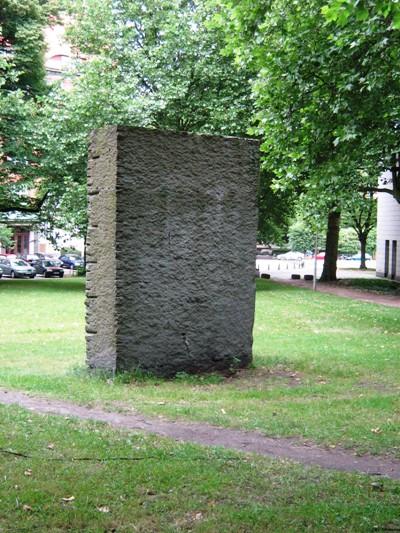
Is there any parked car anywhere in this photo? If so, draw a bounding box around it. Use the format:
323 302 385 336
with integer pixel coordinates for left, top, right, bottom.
59 254 84 269
0 266 2 279
348 253 372 261
0 257 36 278
31 259 64 278
277 251 305 260
23 253 46 264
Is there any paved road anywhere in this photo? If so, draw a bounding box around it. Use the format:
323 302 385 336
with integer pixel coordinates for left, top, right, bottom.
256 257 377 281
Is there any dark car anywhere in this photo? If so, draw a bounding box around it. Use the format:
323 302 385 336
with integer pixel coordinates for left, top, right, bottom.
59 254 84 269
0 266 2 279
32 259 64 278
0 257 36 278
23 253 46 263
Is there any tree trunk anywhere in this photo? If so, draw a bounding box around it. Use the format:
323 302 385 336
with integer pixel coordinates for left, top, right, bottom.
320 210 341 282
359 235 367 270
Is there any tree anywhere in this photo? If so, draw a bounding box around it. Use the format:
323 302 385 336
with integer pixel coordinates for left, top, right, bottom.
288 219 324 254
0 224 13 248
323 0 400 30
0 0 47 95
215 0 400 280
257 171 294 245
338 227 359 255
0 0 49 213
36 0 259 237
342 193 377 269
321 0 400 204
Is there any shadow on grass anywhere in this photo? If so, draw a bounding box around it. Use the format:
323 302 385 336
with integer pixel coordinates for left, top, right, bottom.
256 279 296 292
0 278 85 292
338 278 400 295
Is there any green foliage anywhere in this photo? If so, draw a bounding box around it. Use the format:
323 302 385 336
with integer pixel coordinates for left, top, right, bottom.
215 0 400 278
60 246 81 256
288 219 324 253
338 227 359 255
258 171 294 244
366 226 376 255
0 224 13 248
217 0 400 202
342 192 377 258
0 0 47 95
36 0 256 236
0 0 48 213
323 0 400 29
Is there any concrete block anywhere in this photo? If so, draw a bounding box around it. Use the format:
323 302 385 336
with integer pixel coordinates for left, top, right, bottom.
86 127 259 377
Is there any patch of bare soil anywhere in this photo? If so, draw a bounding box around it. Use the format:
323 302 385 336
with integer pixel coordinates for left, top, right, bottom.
229 367 304 389
0 388 400 480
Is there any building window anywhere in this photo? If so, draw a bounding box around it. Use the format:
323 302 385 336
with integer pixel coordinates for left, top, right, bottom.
385 240 390 278
391 240 397 280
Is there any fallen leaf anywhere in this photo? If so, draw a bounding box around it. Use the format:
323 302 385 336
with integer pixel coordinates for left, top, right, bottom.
221 408 226 415
97 505 110 513
47 443 55 450
61 496 75 502
22 505 32 512
157 401 166 405
371 482 384 491
371 428 382 434
24 469 32 477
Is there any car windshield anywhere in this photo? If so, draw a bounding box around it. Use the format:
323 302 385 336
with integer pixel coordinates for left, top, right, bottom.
13 260 29 266
44 261 58 266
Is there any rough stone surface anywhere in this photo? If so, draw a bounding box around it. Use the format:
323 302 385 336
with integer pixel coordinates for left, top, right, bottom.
86 126 259 377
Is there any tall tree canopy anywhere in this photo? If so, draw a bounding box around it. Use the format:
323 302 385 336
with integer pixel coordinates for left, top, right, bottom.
214 0 400 279
0 0 49 213
36 0 261 237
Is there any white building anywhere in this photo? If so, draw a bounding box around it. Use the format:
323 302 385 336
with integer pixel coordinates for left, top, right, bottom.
376 171 400 281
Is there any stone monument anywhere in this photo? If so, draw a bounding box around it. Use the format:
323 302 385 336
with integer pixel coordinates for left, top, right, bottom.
86 126 259 377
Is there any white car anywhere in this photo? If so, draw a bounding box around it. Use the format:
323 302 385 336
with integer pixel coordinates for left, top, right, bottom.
0 257 36 278
277 251 305 260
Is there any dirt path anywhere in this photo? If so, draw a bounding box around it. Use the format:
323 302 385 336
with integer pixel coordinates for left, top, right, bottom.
278 279 400 307
1 389 399 480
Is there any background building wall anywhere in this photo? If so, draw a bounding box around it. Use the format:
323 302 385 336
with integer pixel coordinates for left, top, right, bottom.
376 171 400 281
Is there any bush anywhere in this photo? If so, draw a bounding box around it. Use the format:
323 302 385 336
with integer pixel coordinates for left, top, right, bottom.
76 265 86 276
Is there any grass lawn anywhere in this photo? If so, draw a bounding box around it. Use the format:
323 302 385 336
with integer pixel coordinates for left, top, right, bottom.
338 278 400 295
1 404 399 532
0 278 399 457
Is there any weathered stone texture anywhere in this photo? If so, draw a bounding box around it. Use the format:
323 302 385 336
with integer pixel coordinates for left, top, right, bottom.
86 126 259 377
86 127 118 371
